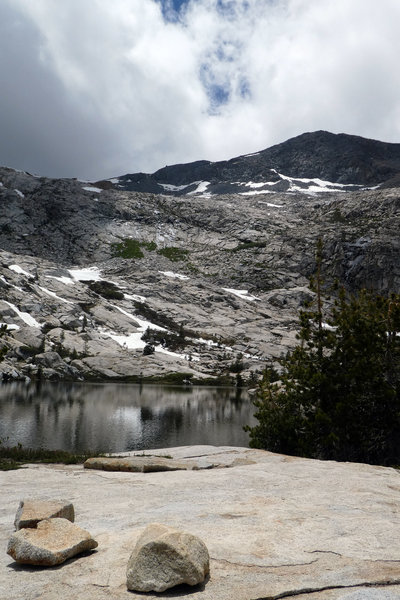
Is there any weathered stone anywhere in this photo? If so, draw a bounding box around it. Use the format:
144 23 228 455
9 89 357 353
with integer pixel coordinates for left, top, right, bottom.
83 455 202 472
14 499 74 530
7 517 98 566
126 523 210 592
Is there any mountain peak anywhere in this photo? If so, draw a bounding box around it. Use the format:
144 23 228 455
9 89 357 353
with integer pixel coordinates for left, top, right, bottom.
101 131 400 196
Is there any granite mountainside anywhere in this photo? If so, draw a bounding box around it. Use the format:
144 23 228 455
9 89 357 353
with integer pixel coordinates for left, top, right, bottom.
0 131 399 382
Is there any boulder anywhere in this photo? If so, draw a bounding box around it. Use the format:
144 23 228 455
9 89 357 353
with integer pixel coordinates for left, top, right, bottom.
126 523 209 592
14 499 74 530
7 518 98 566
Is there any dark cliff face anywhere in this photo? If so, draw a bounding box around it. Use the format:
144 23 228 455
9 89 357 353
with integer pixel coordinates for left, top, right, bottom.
101 131 400 194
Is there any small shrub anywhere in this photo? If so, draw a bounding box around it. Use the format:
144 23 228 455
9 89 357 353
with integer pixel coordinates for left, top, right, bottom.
143 344 155 355
88 280 124 300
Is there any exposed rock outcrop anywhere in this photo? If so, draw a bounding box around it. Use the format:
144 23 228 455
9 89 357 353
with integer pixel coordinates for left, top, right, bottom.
0 133 399 382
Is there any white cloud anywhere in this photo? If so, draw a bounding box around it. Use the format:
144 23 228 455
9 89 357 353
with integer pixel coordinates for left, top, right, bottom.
1 0 400 179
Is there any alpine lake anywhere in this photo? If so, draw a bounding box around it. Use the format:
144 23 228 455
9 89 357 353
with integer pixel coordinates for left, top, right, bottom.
0 382 256 453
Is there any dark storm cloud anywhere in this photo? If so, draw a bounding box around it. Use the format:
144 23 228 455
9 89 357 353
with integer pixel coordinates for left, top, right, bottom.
1 0 400 180
0 3 125 179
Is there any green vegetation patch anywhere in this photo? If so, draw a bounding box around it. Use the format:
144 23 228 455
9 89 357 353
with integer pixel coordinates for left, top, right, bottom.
245 240 400 467
157 247 189 262
111 238 159 259
0 444 104 471
111 238 144 258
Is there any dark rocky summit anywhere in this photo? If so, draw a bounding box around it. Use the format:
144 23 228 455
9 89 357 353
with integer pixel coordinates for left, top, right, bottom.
0 131 399 382
102 130 400 195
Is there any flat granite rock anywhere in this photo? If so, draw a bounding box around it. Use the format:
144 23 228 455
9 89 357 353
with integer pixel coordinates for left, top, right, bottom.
84 455 212 472
2 446 400 599
7 517 98 566
14 499 75 530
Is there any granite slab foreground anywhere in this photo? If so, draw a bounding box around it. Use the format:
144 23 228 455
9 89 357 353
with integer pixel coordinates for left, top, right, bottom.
1 445 400 600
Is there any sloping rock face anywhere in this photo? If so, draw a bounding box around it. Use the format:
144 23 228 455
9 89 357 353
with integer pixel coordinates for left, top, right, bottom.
7 517 98 566
14 499 74 530
0 135 399 382
126 523 210 592
1 446 400 599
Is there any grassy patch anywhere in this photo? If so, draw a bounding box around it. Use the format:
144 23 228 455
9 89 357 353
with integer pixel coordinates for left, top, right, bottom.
142 241 157 251
0 445 103 471
228 241 267 252
111 239 144 259
157 247 189 262
111 238 158 259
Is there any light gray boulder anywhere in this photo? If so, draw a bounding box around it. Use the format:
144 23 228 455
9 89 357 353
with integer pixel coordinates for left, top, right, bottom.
14 499 74 530
7 517 98 566
126 523 209 592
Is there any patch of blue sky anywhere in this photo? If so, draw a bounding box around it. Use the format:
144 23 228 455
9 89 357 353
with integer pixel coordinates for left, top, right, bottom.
200 63 231 113
156 0 190 22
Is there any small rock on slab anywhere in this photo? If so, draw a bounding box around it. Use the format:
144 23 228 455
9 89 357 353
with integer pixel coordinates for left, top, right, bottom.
126 523 210 592
14 499 75 530
7 518 98 566
84 455 204 472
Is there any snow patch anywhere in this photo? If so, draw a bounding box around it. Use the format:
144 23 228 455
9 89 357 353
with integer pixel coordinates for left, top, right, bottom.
82 186 103 193
0 275 23 292
257 201 284 208
69 267 101 281
9 265 34 278
159 271 189 280
277 172 363 194
14 189 25 198
159 183 191 192
113 305 166 332
46 275 75 285
38 286 74 305
0 322 20 331
223 288 260 301
101 304 198 362
124 293 147 303
3 301 41 328
187 181 210 195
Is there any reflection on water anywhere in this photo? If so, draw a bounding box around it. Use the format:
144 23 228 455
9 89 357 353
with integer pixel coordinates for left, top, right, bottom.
0 382 255 453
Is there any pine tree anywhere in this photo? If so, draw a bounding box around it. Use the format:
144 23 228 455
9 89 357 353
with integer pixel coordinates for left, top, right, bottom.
245 246 400 466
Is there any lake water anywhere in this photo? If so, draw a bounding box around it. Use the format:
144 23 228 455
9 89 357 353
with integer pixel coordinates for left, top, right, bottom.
0 382 256 453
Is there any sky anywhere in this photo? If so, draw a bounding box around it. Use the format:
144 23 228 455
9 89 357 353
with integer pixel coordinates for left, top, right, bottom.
1 0 400 180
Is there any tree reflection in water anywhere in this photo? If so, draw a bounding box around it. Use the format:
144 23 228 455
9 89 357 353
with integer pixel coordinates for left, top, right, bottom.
0 382 255 453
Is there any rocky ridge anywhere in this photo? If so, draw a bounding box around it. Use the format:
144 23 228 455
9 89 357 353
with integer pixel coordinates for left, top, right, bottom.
103 130 400 195
0 131 399 382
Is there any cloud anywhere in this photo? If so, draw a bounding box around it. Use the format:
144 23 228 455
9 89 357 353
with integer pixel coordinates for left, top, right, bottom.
1 0 400 179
